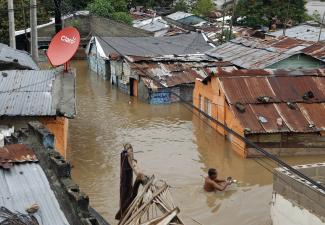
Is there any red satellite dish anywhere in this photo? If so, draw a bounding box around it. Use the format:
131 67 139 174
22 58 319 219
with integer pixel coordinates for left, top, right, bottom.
47 27 80 67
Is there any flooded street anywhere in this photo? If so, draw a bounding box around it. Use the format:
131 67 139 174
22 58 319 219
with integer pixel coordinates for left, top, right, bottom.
68 60 325 225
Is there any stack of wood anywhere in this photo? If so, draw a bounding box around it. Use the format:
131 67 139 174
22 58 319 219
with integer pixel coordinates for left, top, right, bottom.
115 144 184 225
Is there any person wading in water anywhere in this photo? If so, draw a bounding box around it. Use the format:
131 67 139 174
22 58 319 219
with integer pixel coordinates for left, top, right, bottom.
204 168 232 192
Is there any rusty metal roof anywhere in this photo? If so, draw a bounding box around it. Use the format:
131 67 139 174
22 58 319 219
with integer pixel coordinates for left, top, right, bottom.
206 36 325 68
131 61 216 88
220 76 325 105
0 144 38 169
215 69 325 134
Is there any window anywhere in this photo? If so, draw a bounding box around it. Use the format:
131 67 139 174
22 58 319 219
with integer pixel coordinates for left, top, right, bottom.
199 95 203 111
204 97 212 116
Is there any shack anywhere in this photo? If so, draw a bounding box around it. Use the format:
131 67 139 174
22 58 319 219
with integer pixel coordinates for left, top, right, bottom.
193 68 325 157
122 55 230 104
0 68 76 158
86 32 215 80
206 36 325 69
0 122 110 225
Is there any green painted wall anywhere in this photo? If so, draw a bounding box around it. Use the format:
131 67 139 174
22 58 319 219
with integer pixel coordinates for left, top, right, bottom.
267 54 325 69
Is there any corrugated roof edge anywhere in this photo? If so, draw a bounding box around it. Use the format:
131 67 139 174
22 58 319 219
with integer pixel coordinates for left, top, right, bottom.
3 121 111 225
202 68 325 83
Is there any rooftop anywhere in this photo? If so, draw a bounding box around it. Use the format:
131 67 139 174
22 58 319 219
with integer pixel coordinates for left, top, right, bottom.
206 36 325 69
166 11 194 21
209 68 325 134
0 122 110 225
0 69 76 118
268 24 325 42
0 149 70 224
133 17 170 34
92 32 214 59
0 44 39 70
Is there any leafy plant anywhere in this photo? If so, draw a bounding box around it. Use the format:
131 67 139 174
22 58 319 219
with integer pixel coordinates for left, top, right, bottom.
192 0 214 17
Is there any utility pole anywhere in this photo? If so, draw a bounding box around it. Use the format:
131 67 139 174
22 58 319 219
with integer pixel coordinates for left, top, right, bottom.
54 0 62 33
228 0 236 41
30 0 39 62
220 0 227 43
8 0 16 48
283 0 291 36
318 11 325 42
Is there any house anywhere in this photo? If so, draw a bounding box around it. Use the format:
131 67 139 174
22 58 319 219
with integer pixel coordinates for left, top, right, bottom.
86 32 215 80
0 122 110 225
112 55 231 104
0 68 76 158
268 24 325 42
0 43 39 70
206 36 325 69
193 68 325 157
271 163 325 225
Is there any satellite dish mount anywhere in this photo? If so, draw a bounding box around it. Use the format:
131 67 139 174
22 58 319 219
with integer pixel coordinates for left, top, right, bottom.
47 27 80 71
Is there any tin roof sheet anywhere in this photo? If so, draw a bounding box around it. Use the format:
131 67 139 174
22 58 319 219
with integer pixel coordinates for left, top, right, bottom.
0 69 76 118
206 36 325 68
133 17 169 33
0 163 69 225
268 24 325 42
216 69 325 133
132 61 213 88
96 32 213 58
220 76 325 104
166 12 193 21
0 44 39 70
0 144 38 169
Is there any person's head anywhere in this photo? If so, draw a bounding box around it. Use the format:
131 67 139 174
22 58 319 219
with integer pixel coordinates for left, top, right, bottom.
208 168 217 179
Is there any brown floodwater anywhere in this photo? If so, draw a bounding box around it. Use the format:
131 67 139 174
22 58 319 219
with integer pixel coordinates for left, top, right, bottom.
67 60 325 225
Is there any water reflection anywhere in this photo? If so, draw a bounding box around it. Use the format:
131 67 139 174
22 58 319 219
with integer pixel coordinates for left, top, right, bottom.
68 61 325 225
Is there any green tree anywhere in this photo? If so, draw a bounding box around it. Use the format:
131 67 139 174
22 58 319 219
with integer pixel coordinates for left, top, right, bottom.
192 0 214 17
174 0 189 12
0 0 50 44
235 0 307 28
87 0 131 24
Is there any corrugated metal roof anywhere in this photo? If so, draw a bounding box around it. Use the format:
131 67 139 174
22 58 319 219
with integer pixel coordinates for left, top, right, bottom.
96 32 213 58
0 69 76 118
133 17 170 33
268 24 325 42
206 36 325 68
166 12 193 21
131 61 214 88
0 144 38 169
220 76 325 104
0 44 39 70
0 163 69 224
216 70 325 134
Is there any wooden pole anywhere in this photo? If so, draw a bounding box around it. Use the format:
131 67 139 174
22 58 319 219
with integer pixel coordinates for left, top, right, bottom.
228 0 236 41
318 11 325 42
119 144 134 217
7 0 16 48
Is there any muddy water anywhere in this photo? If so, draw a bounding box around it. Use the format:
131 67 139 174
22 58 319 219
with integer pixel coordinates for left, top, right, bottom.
68 60 325 225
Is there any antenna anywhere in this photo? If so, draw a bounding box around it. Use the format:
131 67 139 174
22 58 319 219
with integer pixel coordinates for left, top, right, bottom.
47 27 80 71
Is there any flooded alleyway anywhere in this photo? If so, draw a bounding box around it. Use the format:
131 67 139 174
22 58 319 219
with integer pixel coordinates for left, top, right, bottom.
68 61 325 225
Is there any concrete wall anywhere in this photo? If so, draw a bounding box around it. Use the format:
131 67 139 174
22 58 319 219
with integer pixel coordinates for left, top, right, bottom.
271 163 325 225
193 77 247 157
0 116 69 159
39 117 69 158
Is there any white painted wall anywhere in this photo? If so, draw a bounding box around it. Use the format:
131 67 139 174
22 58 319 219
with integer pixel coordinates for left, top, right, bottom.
271 193 325 225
